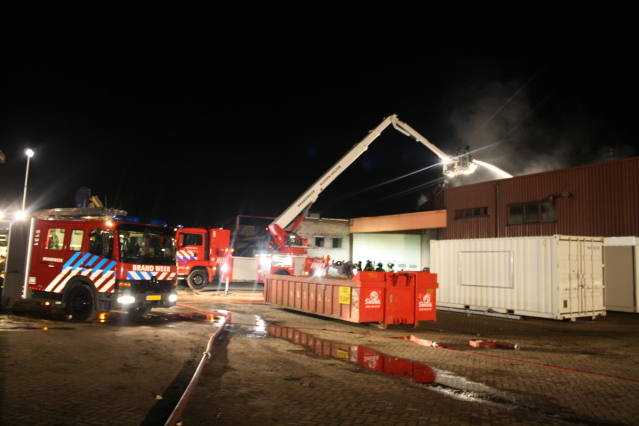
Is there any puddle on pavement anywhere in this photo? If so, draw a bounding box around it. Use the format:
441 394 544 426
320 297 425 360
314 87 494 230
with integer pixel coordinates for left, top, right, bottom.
268 324 437 384
266 324 552 414
218 311 269 339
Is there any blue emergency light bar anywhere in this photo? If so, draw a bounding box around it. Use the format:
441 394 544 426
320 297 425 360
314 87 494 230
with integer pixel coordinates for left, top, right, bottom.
113 215 168 227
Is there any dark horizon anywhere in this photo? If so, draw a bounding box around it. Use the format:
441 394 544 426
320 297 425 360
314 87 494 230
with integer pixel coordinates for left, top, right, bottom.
2 3 637 227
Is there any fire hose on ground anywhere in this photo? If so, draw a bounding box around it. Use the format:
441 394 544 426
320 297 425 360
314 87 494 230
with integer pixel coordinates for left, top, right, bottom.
164 308 231 426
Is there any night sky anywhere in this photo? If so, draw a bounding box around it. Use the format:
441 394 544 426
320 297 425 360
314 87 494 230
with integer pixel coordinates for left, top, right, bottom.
1 3 637 228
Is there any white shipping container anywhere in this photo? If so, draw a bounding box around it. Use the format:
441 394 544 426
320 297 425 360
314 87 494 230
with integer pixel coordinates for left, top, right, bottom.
430 235 605 320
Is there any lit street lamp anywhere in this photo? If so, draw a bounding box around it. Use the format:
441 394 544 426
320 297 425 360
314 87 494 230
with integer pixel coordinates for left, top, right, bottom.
22 149 34 212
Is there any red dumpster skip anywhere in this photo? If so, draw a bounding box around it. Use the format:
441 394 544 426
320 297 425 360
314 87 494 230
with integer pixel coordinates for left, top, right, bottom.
264 271 438 327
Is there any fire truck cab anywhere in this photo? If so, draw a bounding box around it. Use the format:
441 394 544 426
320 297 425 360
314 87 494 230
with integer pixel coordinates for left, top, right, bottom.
1 208 178 321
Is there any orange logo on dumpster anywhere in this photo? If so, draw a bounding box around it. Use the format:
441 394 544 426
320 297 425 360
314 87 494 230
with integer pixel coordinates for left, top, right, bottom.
365 291 381 307
418 294 432 310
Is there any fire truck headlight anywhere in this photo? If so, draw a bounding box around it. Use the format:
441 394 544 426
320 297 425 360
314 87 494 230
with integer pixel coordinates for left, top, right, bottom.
117 295 136 304
168 294 178 303
221 264 229 273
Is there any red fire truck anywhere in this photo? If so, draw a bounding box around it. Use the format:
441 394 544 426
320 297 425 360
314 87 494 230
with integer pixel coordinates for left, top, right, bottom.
176 227 239 290
0 207 178 321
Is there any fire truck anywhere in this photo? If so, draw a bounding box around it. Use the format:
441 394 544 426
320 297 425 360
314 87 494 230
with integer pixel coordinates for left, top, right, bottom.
175 227 236 290
0 207 178 321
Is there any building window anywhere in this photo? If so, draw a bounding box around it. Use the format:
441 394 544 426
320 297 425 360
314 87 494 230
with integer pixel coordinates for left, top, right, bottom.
315 237 324 247
540 200 557 222
509 201 556 224
455 207 488 219
332 238 342 248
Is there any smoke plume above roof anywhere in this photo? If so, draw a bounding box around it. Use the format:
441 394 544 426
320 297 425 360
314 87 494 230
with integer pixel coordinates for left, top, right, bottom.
443 79 635 186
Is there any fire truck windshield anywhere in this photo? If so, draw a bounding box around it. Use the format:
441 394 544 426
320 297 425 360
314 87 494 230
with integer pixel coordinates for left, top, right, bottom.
117 224 176 266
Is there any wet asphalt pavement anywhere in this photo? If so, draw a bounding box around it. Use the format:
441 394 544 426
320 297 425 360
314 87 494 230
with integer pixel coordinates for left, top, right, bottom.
2 283 639 425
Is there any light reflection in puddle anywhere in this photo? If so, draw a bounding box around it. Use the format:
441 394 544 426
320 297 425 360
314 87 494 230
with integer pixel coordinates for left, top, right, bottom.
218 311 270 339
267 325 436 384
266 325 549 413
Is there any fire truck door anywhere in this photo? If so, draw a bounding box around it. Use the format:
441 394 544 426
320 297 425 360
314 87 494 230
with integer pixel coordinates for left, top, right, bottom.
177 230 206 263
32 225 70 291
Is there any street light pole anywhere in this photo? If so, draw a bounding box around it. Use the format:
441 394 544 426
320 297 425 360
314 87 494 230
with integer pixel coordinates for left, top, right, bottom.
22 149 34 211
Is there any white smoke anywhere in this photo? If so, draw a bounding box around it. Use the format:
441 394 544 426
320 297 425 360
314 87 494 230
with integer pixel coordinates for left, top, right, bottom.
442 79 634 186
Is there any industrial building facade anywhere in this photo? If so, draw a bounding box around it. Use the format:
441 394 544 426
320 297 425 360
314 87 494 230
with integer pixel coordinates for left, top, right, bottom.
424 156 639 240
349 156 639 314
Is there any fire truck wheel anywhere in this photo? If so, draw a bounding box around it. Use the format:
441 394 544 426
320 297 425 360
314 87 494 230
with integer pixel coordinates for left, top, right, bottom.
187 270 209 290
127 307 151 318
65 286 97 322
274 269 291 275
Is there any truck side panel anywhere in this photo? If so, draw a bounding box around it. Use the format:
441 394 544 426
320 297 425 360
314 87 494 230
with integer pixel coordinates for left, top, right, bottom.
3 219 34 300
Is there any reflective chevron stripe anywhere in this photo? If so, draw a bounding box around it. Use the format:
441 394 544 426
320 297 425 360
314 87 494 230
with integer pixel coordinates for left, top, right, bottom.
44 253 118 294
176 249 196 264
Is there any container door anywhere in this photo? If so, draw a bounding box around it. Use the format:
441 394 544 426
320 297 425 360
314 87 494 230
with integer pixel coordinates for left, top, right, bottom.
580 238 604 314
558 238 581 315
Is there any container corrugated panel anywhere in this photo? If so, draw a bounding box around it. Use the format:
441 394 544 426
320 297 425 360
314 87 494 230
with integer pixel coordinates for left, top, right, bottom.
436 157 639 240
430 235 605 320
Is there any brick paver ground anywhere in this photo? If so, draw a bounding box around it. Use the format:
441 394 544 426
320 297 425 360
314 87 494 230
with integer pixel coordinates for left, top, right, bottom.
2 286 638 425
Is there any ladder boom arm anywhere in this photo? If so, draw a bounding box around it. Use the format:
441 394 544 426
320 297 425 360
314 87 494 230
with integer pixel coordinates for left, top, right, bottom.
267 114 478 249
